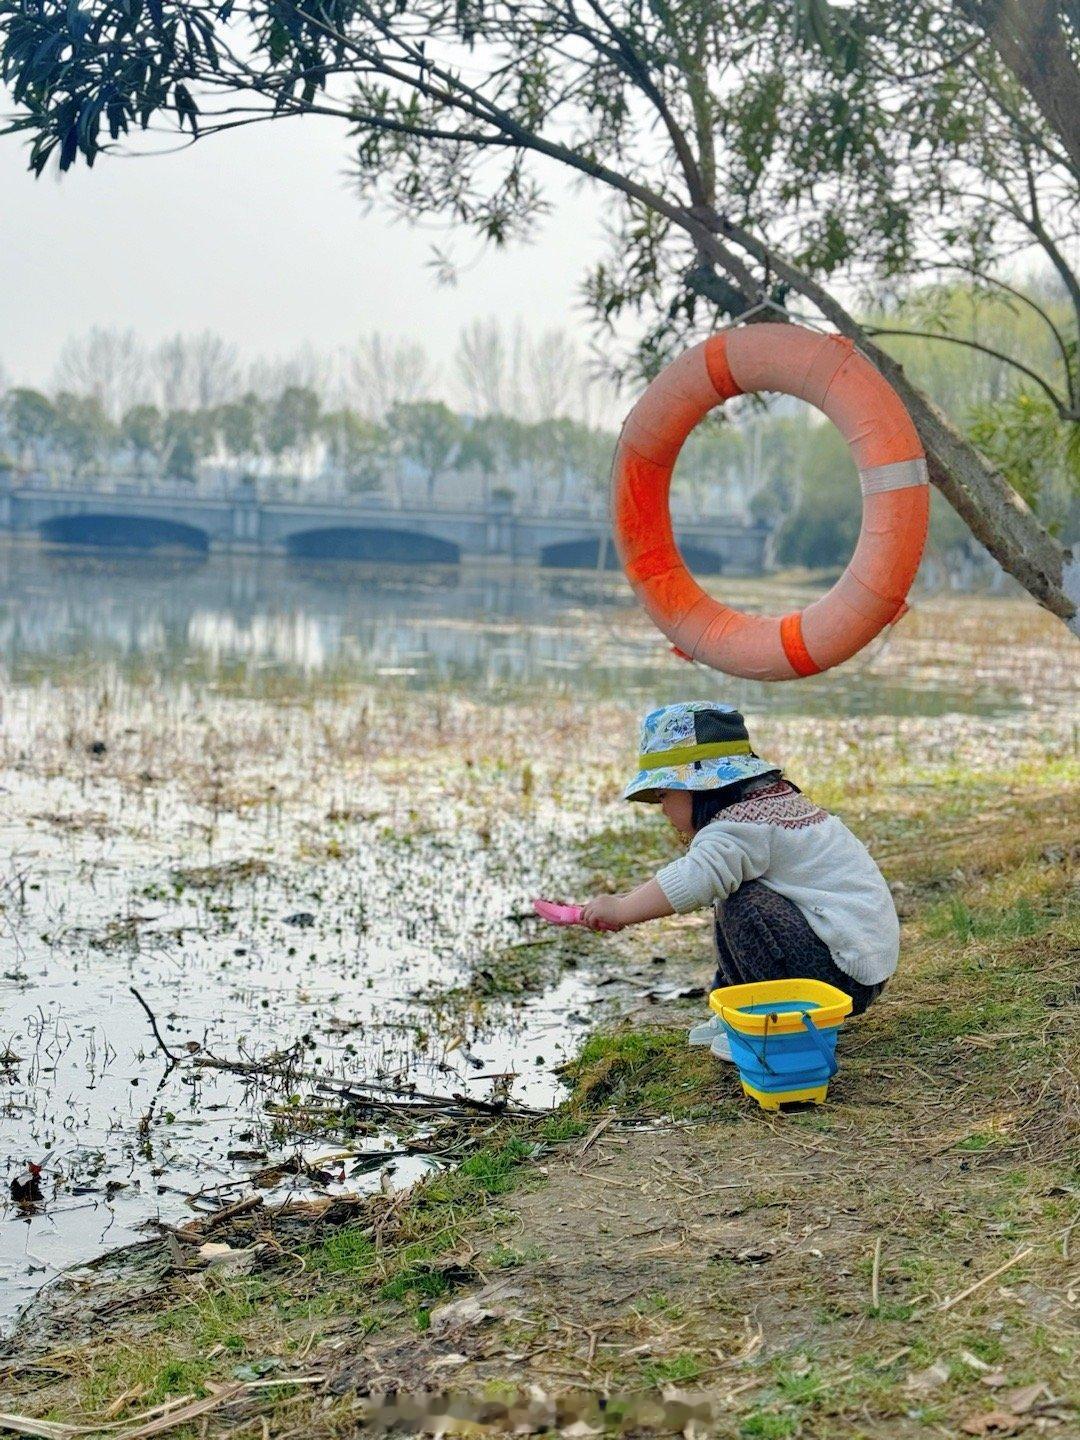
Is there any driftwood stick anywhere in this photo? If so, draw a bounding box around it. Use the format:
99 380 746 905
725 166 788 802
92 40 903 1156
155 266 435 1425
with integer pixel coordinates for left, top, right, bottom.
129 986 180 1065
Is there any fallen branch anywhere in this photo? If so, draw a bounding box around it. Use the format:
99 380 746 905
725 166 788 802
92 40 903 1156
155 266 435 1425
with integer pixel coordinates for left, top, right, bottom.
184 1192 263 1232
195 1054 543 1118
937 1246 1035 1313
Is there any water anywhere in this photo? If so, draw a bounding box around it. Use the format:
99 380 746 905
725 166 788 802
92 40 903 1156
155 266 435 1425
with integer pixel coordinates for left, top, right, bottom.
0 541 1075 1328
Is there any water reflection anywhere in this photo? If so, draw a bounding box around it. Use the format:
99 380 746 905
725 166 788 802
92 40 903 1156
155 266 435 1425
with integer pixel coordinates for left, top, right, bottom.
0 541 1055 717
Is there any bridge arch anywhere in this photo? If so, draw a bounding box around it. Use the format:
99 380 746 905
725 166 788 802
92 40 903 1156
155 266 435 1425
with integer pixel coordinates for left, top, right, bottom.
540 537 723 574
40 513 210 553
286 526 461 564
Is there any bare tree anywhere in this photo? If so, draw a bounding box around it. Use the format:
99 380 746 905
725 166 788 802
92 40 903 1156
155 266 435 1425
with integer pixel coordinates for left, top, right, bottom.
53 328 146 422
153 331 241 412
247 345 333 403
527 328 581 421
455 319 528 417
346 334 435 420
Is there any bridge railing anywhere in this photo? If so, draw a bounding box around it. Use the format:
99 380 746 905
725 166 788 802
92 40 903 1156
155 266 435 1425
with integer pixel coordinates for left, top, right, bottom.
2 470 761 529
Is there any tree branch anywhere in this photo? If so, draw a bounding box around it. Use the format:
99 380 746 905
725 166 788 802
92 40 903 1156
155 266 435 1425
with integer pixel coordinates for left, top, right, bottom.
862 325 1075 418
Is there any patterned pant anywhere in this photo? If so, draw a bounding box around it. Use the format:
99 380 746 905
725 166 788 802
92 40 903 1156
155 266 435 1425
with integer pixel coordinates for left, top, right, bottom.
712 881 884 1015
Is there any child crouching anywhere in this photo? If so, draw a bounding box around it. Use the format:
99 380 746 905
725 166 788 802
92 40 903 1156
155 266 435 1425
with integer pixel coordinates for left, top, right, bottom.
581 702 896 1015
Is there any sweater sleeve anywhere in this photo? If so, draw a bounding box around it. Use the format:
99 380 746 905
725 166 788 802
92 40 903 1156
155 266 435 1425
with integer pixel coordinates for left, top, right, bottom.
654 822 772 914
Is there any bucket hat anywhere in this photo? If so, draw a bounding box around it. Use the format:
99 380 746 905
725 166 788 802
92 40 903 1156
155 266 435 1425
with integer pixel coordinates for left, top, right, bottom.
623 702 779 804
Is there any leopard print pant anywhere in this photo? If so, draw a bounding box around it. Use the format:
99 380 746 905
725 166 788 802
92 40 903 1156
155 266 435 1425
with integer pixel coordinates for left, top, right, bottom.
712 880 884 1015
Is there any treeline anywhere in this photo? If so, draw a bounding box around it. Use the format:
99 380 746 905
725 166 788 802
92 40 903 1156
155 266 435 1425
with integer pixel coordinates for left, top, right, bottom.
1 286 1075 557
0 321 767 514
0 324 626 504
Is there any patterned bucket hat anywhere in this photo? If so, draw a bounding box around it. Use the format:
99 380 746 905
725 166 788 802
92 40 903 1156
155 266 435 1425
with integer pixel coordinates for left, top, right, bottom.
623 702 779 803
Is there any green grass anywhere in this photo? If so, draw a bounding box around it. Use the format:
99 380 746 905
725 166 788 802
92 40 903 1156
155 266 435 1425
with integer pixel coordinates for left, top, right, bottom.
926 894 1054 943
563 1025 727 1118
457 1136 538 1193
487 1244 546 1269
639 1352 703 1386
82 1349 214 1411
576 818 680 893
739 1412 800 1439
315 1228 376 1275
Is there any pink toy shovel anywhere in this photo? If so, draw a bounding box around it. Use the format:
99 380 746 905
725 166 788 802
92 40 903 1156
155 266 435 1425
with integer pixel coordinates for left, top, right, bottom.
533 899 584 925
533 899 619 931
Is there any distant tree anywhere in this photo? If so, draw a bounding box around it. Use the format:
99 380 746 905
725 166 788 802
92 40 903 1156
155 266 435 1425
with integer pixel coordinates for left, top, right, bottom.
347 335 435 421
456 321 588 422
675 418 745 516
120 403 164 477
265 387 321 477
160 410 208 483
527 330 582 421
526 416 610 503
455 412 537 504
320 409 386 492
2 387 56 470
455 417 499 505
212 395 264 471
154 332 241 411
50 393 114 476
387 401 464 502
53 329 145 422
247 348 333 404
456 320 526 419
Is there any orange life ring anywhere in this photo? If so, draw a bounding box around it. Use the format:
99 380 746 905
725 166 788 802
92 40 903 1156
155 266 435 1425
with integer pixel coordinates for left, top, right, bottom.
611 323 930 680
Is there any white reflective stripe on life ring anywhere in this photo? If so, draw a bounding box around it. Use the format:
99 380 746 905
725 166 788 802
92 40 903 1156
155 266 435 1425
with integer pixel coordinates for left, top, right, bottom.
859 457 930 495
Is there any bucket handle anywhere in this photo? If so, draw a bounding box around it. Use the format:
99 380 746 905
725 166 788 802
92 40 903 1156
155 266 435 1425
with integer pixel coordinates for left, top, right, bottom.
727 1011 780 1076
800 1011 838 1079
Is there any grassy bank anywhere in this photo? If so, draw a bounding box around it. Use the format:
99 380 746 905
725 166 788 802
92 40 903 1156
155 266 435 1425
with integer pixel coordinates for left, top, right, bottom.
1 751 1076 1437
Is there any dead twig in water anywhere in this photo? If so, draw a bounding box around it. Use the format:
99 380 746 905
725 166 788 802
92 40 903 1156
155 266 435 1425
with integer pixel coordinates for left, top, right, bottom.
184 1192 263 1231
128 987 181 1066
195 1054 544 1119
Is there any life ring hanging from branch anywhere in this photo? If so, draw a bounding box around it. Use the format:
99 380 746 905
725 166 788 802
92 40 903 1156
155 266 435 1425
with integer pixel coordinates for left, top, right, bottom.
610 323 930 681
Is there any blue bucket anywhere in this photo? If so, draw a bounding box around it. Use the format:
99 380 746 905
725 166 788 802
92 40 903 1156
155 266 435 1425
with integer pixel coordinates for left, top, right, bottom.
708 980 853 1110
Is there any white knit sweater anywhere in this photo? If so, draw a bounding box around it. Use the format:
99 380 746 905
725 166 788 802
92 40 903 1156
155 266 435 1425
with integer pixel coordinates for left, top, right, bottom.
654 783 899 985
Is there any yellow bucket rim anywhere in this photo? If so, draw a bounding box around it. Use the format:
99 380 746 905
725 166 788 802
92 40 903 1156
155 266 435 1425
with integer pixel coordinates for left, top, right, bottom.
708 978 853 1035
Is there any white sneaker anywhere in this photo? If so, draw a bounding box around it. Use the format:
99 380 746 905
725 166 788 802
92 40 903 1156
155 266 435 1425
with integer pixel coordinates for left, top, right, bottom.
688 1017 722 1046
687 1018 734 1064
709 1030 734 1063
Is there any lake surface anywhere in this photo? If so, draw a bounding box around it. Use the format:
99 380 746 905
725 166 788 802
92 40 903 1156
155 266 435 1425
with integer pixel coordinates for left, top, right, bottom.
0 542 1075 1328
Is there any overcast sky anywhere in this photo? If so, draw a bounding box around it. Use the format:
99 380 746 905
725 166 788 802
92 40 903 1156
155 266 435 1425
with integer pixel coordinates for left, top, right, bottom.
0 109 606 393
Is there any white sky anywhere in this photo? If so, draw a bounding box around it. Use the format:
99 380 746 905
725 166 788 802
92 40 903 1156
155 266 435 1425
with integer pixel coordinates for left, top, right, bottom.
0 108 607 393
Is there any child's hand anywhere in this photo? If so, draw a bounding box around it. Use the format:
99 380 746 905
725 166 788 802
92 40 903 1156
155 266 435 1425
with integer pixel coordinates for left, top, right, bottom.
580 896 626 932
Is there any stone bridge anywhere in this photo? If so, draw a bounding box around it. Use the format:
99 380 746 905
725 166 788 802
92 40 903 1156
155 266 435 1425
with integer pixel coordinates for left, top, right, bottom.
0 477 769 573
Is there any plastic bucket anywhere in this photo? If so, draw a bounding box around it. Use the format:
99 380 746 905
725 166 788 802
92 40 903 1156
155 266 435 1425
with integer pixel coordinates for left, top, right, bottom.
708 979 853 1110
